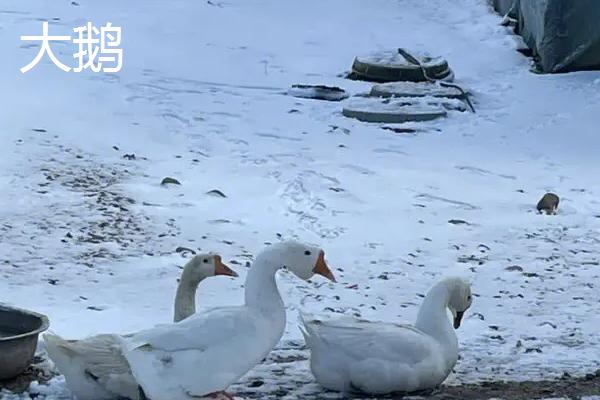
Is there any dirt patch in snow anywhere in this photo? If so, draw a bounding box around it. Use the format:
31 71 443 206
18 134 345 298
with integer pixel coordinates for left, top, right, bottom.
1 135 176 273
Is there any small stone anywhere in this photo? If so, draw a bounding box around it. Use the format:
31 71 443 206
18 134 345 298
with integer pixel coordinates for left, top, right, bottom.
522 272 539 278
208 219 231 224
175 246 196 255
206 189 226 198
448 219 469 225
536 192 559 214
248 379 264 388
161 177 181 186
524 347 542 353
505 265 523 272
123 153 136 160
472 312 485 320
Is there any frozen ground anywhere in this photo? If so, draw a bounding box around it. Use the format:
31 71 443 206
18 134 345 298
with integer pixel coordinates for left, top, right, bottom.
1 0 600 399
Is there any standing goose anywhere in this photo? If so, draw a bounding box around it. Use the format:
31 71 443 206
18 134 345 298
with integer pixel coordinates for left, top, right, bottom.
120 241 336 400
174 254 238 323
300 277 472 395
44 254 237 400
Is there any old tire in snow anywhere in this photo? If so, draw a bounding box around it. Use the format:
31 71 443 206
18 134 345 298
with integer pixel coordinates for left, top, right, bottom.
342 98 447 123
370 81 465 99
349 50 453 82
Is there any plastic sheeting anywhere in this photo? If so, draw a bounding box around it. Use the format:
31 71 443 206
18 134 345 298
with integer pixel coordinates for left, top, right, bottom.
492 0 518 18
492 0 600 73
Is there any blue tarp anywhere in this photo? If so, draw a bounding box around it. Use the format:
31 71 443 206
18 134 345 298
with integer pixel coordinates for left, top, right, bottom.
492 0 600 73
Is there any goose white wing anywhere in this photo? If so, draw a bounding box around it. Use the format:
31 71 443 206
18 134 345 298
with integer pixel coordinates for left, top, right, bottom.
51 334 131 376
122 306 271 399
125 306 249 351
44 333 139 400
302 316 434 364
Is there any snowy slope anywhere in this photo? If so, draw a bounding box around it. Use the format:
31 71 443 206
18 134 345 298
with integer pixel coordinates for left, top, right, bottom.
1 0 600 398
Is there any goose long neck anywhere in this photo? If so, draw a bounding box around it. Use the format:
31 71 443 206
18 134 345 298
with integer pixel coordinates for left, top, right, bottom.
244 251 285 317
415 282 456 346
173 273 202 323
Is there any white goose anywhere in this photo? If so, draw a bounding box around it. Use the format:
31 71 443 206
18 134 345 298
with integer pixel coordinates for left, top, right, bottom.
173 254 237 323
44 254 237 400
120 241 336 400
300 277 472 395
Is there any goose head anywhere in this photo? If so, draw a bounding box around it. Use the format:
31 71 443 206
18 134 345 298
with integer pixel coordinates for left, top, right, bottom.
267 241 336 282
181 253 238 286
446 278 472 329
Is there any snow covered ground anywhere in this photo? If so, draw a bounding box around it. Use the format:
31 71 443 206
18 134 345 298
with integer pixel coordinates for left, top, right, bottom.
1 0 600 398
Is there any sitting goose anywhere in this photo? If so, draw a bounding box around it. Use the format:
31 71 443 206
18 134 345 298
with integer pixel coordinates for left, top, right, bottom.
45 254 237 400
300 277 472 395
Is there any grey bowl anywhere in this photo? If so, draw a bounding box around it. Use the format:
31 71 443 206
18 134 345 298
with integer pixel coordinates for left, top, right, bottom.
0 304 49 380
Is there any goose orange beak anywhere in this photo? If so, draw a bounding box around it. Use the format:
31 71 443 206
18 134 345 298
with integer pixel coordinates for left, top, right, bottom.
214 255 238 277
313 251 336 282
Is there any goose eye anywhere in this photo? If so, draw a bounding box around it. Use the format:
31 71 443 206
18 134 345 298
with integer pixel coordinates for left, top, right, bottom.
304 250 311 256
203 258 209 263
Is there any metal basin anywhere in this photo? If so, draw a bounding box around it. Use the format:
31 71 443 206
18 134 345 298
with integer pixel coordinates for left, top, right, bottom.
0 304 49 380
